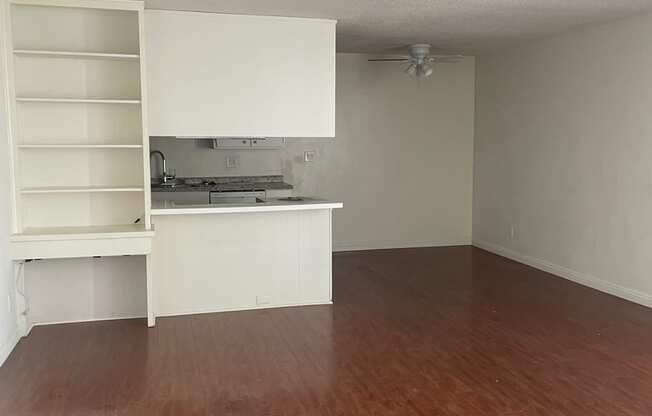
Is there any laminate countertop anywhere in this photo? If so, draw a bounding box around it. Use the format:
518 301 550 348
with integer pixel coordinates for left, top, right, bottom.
151 198 343 215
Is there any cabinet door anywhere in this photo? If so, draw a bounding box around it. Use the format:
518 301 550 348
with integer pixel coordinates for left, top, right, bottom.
146 11 336 138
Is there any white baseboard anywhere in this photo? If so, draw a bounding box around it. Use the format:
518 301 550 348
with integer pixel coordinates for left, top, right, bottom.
473 239 652 309
0 330 19 367
156 300 332 319
26 304 332 329
333 239 471 252
30 314 146 328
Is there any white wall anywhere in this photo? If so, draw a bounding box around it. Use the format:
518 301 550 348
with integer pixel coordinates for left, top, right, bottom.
474 13 652 306
152 53 476 250
0 10 17 365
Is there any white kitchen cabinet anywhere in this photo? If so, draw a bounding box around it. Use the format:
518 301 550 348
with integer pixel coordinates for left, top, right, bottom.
145 10 336 138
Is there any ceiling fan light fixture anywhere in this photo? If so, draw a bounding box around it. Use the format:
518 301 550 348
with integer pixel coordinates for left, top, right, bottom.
421 64 434 78
404 63 417 77
369 43 462 80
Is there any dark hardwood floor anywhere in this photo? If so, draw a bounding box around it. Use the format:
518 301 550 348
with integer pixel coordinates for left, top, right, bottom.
2 246 652 415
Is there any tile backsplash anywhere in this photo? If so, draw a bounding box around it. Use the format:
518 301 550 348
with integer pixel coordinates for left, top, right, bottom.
149 137 331 196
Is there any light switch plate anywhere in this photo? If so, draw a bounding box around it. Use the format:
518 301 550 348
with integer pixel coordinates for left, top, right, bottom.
304 150 316 162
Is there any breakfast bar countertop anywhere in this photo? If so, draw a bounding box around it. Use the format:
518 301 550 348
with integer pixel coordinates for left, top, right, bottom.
151 197 343 215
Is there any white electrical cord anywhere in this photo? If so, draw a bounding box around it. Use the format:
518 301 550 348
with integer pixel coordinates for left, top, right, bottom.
14 261 29 317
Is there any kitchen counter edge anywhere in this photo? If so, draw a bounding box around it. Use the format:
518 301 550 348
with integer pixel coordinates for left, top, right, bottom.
151 199 343 216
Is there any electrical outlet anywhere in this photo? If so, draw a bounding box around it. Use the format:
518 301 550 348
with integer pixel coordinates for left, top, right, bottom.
304 150 316 162
256 295 271 306
226 155 239 168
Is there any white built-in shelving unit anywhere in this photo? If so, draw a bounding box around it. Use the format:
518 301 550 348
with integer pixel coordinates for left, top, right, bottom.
2 0 156 332
3 0 152 247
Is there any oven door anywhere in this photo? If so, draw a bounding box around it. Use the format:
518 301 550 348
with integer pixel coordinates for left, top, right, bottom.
209 190 266 204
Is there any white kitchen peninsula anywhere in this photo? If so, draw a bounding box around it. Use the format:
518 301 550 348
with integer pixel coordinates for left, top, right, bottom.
149 199 342 322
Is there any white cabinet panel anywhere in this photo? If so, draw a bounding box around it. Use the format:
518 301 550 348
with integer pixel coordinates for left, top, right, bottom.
145 10 336 138
150 210 334 316
298 210 332 303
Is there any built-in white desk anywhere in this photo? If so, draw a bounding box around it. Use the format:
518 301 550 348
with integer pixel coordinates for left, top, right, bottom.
10 225 156 336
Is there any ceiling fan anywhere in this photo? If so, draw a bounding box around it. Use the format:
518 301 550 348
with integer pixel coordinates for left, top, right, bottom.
368 44 464 79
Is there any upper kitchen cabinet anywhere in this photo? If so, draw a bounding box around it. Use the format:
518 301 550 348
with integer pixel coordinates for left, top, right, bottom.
145 10 336 138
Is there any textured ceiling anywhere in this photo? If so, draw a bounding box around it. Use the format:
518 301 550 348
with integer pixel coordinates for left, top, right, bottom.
145 0 652 54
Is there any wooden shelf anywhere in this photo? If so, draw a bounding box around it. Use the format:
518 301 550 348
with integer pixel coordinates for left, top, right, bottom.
18 144 143 149
16 98 141 104
20 185 144 194
13 49 139 60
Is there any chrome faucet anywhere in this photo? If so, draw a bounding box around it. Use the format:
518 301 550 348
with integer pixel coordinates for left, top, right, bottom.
150 150 174 184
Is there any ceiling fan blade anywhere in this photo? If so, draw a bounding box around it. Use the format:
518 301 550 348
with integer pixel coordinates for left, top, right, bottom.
427 55 465 63
368 58 410 62
430 54 465 58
